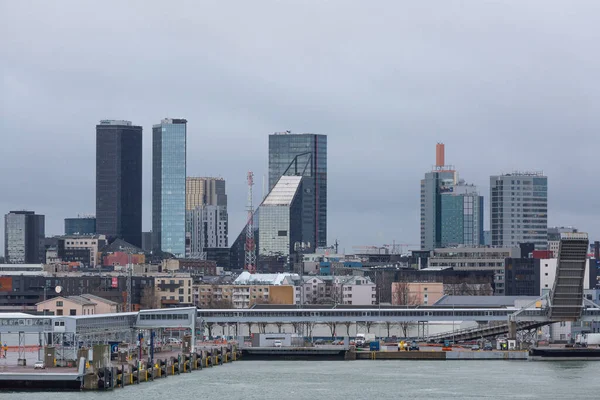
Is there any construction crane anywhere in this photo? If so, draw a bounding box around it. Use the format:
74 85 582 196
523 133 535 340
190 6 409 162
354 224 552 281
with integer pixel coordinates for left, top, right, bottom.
383 242 420 255
244 171 256 273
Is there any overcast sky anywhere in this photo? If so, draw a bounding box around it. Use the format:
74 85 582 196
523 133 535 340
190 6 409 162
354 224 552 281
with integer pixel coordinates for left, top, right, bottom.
1 0 599 254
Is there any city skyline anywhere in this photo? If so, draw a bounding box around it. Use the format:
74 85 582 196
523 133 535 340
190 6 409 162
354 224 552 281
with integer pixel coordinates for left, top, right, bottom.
1 1 599 253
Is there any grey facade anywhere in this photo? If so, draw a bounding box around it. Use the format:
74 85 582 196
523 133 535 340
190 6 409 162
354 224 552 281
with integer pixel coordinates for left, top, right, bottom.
96 120 143 247
153 118 187 257
185 177 228 259
258 176 309 261
4 211 45 264
439 182 484 247
141 231 153 253
490 172 548 249
268 132 326 248
64 217 96 236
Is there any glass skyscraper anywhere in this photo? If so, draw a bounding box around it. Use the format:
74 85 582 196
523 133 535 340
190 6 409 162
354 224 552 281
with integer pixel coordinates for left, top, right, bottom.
153 118 187 257
490 172 548 249
96 120 143 247
268 132 327 248
4 210 45 263
420 144 483 250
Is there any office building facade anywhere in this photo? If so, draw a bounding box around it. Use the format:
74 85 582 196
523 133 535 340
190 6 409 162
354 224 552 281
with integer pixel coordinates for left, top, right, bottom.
268 132 327 248
96 120 143 247
490 172 548 249
64 216 96 236
421 144 483 250
153 118 187 257
4 211 45 264
186 177 227 209
440 182 484 247
185 177 228 259
258 176 310 259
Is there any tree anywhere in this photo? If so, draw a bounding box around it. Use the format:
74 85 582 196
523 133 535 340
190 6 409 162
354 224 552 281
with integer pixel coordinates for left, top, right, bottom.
246 322 253 336
325 322 338 339
392 281 419 338
258 322 268 334
276 322 284 333
344 321 352 337
291 322 302 334
140 286 159 310
385 321 394 338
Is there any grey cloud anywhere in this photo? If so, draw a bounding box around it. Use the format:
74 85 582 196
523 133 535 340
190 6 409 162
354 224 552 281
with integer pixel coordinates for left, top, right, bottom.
1 0 599 253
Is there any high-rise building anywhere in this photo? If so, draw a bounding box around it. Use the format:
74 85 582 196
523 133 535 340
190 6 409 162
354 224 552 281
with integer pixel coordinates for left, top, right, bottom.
64 216 96 236
490 172 548 249
259 175 313 259
440 182 484 247
96 120 143 247
185 177 228 259
420 144 483 250
153 118 187 257
4 210 45 263
186 177 227 209
268 132 327 248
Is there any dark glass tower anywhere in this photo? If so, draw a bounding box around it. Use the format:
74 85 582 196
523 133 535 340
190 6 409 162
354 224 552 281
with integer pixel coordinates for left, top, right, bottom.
96 120 143 247
268 132 327 248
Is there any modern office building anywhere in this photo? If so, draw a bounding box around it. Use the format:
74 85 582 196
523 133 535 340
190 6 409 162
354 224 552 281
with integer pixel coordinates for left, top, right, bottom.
95 120 143 247
268 132 327 248
186 177 227 209
141 231 153 253
440 181 484 247
152 118 187 257
490 172 548 249
4 211 45 264
64 216 96 236
258 175 312 260
185 177 228 259
420 144 483 250
186 205 228 258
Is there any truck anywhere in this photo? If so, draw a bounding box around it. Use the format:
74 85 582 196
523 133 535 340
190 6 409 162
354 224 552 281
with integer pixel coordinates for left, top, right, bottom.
355 333 376 347
581 333 600 347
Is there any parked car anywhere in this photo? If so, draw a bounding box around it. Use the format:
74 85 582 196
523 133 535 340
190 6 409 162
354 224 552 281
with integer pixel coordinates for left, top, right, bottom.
273 340 282 348
471 345 480 351
34 360 45 369
483 343 493 351
409 341 420 351
168 338 182 345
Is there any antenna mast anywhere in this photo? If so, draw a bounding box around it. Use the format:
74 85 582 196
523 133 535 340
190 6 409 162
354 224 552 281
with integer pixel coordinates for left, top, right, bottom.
245 171 256 273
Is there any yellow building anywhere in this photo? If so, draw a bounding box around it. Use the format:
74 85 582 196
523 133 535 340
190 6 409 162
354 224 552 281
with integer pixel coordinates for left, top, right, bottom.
194 284 296 308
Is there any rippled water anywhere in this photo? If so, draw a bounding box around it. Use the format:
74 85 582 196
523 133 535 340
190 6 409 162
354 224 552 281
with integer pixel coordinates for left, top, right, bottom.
4 360 598 399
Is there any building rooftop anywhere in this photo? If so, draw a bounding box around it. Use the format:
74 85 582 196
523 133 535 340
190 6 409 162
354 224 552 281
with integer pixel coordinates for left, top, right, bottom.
261 176 303 206
234 271 299 285
79 293 119 306
433 295 540 307
36 296 96 306
98 120 132 126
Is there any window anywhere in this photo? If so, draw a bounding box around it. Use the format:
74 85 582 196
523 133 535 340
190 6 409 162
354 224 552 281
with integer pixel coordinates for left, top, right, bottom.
70 309 77 316
56 301 63 307
56 309 63 315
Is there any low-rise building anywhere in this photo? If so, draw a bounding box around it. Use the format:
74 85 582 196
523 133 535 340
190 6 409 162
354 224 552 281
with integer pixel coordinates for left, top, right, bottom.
36 295 97 316
154 274 194 307
391 282 444 306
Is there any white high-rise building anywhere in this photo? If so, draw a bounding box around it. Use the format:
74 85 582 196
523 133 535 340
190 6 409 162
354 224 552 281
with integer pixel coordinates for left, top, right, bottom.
490 172 548 249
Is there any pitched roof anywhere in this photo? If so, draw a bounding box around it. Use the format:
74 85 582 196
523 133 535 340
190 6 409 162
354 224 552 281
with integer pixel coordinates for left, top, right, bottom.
36 295 95 306
101 238 144 254
79 293 118 306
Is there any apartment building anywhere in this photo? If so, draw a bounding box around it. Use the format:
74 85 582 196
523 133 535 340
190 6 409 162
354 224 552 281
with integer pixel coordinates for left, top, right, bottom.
194 284 296 309
154 274 194 307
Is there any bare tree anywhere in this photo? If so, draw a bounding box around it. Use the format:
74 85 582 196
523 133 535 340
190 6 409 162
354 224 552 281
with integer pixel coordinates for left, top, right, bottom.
344 321 352 337
139 286 159 310
246 322 253 336
291 322 302 334
206 322 214 339
325 322 337 339
258 322 267 333
392 281 419 338
385 321 394 338
276 322 284 333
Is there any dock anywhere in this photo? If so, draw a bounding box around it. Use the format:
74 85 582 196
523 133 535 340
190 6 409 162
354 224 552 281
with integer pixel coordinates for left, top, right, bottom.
0 343 241 391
